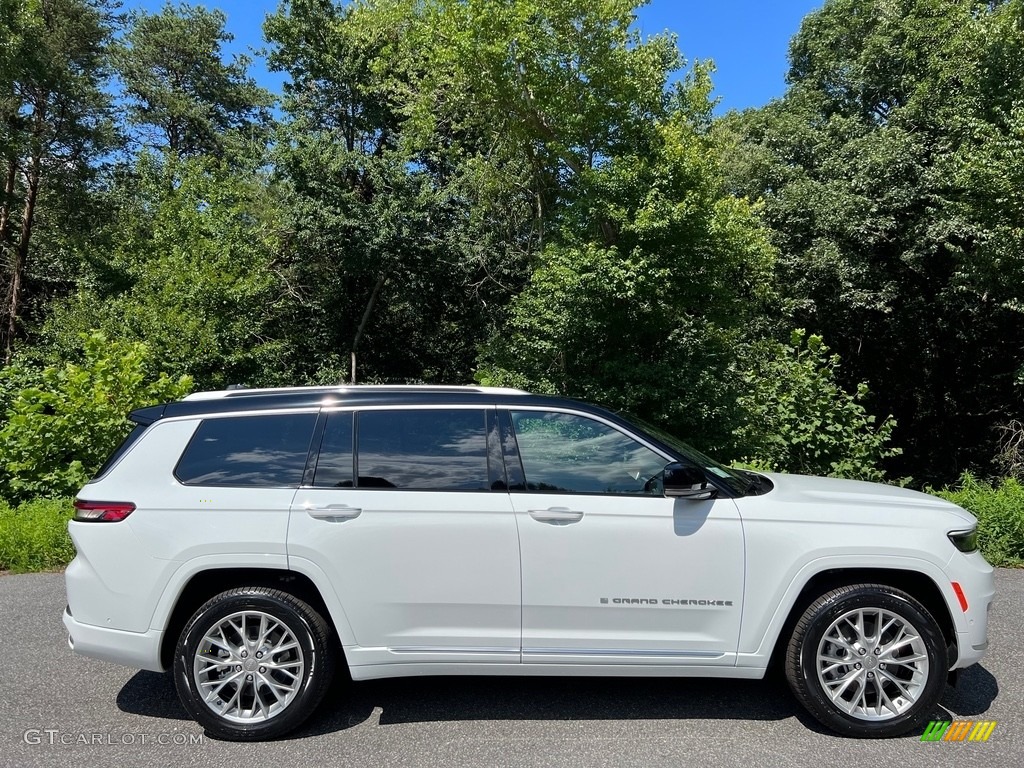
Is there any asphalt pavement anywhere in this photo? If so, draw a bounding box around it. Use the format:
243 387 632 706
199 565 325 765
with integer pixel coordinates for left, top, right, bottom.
2 570 1020 768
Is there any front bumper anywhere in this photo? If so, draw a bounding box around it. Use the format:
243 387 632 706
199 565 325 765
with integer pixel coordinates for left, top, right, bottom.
63 606 166 672
945 551 996 670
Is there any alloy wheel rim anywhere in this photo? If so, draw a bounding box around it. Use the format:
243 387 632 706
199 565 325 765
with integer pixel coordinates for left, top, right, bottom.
815 606 930 721
193 610 305 723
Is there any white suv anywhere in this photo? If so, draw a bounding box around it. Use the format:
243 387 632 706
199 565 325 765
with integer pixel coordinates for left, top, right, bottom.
64 385 994 740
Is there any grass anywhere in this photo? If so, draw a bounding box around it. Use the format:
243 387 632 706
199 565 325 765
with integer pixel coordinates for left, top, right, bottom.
0 497 75 573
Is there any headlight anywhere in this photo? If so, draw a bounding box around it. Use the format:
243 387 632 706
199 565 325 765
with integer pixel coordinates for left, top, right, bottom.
948 528 979 553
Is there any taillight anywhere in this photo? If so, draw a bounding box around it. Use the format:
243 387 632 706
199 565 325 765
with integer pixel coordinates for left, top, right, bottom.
73 499 136 522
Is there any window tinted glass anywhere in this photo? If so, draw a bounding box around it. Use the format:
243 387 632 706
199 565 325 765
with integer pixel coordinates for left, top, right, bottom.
356 409 489 490
510 411 666 495
499 410 526 491
618 410 749 495
176 413 317 487
314 412 354 487
92 423 148 480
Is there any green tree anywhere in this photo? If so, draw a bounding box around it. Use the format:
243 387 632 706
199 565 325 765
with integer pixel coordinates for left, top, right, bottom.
264 0 529 384
39 153 291 388
264 0 737 391
733 330 900 481
716 0 1024 485
386 0 683 240
0 0 117 361
0 332 192 501
116 2 272 157
477 101 776 453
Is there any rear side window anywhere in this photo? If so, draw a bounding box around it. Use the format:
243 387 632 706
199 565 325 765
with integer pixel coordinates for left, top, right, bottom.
313 412 354 487
176 413 318 487
92 423 148 481
356 409 489 490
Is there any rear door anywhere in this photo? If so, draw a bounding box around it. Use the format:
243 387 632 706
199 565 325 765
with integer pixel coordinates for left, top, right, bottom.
287 406 522 668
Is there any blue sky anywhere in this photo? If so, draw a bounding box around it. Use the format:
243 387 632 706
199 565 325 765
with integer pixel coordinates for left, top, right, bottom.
134 0 825 113
636 0 824 111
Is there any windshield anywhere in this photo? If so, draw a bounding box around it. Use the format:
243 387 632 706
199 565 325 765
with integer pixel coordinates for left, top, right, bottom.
619 412 751 496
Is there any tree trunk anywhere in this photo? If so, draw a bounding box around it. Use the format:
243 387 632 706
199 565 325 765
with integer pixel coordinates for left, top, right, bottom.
350 273 386 384
0 156 16 246
4 155 39 363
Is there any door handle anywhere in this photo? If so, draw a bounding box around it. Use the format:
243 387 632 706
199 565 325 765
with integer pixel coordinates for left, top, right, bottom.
305 504 362 521
528 507 584 524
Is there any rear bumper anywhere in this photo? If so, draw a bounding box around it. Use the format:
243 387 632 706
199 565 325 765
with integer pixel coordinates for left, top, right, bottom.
63 606 166 672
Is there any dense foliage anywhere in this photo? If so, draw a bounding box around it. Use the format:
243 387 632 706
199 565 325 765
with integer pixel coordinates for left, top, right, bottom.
2 0 1023 502
0 332 191 500
733 330 899 481
936 474 1024 566
716 0 1024 484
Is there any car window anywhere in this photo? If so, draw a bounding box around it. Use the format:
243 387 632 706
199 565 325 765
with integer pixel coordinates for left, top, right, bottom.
313 412 354 487
92 422 148 481
175 413 317 487
356 409 489 491
510 410 666 495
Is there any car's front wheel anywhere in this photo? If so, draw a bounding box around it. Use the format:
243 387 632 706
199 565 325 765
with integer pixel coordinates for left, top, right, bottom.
173 587 336 741
785 583 948 737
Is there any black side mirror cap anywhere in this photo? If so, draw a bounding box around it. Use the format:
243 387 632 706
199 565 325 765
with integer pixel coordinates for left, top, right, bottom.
663 462 716 500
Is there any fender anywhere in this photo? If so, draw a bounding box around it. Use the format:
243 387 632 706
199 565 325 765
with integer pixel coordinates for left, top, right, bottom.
736 552 962 669
148 554 359 662
148 553 290 631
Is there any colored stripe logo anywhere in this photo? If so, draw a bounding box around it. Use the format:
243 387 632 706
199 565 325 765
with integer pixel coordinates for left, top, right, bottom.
921 720 997 742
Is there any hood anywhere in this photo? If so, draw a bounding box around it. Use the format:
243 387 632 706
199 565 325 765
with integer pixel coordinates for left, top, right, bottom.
753 472 977 528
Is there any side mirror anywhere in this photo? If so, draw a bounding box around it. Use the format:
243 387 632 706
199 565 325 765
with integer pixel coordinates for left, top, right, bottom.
663 462 716 500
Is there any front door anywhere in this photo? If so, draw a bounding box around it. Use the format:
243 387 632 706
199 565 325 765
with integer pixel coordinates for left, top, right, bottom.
505 408 745 666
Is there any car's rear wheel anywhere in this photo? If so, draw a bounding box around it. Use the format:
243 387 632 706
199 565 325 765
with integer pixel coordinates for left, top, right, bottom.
785 583 948 737
173 587 335 741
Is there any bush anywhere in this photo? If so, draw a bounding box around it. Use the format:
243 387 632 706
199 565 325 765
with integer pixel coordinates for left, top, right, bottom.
733 329 901 481
0 498 75 573
0 332 192 502
934 473 1024 567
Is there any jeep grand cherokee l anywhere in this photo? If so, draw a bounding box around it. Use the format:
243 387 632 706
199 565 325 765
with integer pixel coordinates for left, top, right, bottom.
63 385 995 740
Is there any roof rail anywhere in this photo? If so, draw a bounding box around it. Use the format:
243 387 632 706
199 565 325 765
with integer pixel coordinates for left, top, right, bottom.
181 384 529 402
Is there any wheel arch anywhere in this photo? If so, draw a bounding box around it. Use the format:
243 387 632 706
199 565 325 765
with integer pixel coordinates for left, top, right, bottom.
765 567 958 674
159 567 346 671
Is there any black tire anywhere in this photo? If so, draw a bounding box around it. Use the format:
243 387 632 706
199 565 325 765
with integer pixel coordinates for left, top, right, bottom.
785 583 948 738
173 587 336 741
